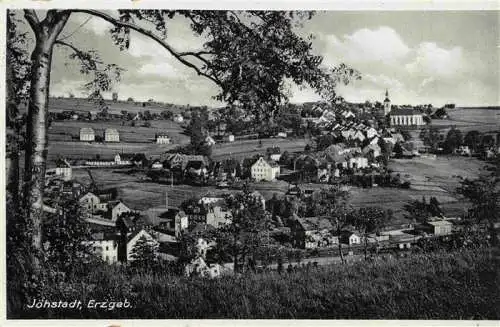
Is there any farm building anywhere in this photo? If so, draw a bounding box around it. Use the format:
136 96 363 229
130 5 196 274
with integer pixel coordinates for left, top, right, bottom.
156 134 171 144
80 127 95 142
104 128 120 142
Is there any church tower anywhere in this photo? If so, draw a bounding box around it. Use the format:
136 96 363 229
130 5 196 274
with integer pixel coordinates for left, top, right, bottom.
383 89 391 116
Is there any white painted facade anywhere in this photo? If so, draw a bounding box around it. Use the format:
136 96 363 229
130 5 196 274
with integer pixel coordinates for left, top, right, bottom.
80 128 95 141
104 128 120 142
156 135 171 144
390 114 424 126
251 157 280 181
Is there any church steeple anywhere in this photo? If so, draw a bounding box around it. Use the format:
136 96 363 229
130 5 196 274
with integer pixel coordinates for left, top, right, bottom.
383 89 391 115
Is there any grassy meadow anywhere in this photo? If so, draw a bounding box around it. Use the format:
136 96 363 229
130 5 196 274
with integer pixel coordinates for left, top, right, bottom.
11 247 499 319
430 107 500 134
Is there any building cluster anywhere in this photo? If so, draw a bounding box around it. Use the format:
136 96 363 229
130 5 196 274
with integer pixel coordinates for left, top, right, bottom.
290 214 454 251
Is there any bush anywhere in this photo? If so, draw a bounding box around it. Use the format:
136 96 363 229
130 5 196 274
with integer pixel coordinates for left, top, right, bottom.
8 247 499 319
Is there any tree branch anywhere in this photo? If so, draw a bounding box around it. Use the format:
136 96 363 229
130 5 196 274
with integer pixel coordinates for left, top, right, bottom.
55 40 103 69
23 9 40 35
67 9 222 86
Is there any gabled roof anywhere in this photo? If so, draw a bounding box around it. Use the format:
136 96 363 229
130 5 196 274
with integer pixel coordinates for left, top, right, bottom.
295 216 333 231
80 127 95 133
391 108 421 116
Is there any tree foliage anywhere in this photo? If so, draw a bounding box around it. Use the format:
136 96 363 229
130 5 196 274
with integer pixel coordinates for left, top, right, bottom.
211 190 273 272
457 161 500 245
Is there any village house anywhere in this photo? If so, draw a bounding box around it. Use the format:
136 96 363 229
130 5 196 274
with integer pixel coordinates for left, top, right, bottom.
266 146 282 162
107 200 132 222
80 127 95 142
226 134 235 142
251 157 280 181
341 231 362 246
173 114 184 123
104 128 120 142
424 219 453 236
84 232 119 264
150 159 163 170
205 205 233 228
184 257 230 279
205 135 216 146
118 229 159 263
45 158 72 182
155 134 171 144
291 215 339 249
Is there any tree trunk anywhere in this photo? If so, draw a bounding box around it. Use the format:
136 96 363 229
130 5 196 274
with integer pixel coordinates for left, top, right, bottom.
22 12 70 267
23 37 55 253
338 241 345 264
6 44 20 211
364 235 368 260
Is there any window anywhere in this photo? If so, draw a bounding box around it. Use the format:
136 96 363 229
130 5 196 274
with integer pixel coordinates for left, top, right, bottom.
106 246 109 251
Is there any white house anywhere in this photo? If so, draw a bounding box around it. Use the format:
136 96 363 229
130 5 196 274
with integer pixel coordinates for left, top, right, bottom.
173 114 184 123
277 132 287 138
156 134 171 144
108 201 132 222
79 192 101 215
226 134 235 142
151 160 163 170
348 156 369 169
251 157 280 181
84 234 118 264
205 135 216 146
46 159 72 182
206 206 232 228
104 128 120 142
80 127 95 142
125 229 159 262
344 232 361 245
426 219 453 236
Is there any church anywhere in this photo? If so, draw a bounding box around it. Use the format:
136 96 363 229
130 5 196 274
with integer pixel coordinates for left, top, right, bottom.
384 90 425 127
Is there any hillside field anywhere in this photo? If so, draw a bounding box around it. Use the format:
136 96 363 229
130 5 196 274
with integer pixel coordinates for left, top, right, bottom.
430 107 500 134
10 247 499 319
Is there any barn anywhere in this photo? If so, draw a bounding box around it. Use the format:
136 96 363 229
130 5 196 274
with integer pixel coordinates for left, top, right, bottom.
80 127 95 142
104 128 120 142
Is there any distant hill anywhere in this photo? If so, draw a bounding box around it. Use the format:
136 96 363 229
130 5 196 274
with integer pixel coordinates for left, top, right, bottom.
19 97 217 115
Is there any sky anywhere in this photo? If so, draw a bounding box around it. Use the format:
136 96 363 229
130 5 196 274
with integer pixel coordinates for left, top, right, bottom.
36 10 499 107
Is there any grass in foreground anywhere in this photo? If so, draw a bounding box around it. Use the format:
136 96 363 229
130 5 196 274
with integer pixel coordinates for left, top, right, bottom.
11 247 500 319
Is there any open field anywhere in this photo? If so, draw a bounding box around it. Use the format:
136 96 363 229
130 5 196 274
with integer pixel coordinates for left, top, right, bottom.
42 97 189 115
211 137 309 161
49 119 189 144
71 155 485 225
430 107 500 134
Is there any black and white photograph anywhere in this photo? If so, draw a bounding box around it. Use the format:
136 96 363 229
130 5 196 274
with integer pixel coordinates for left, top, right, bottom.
3 1 500 323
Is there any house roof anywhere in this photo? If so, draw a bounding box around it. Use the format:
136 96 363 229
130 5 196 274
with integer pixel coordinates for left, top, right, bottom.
266 147 281 154
105 128 119 134
390 108 422 116
427 220 453 227
295 216 333 231
190 223 216 235
80 127 95 134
